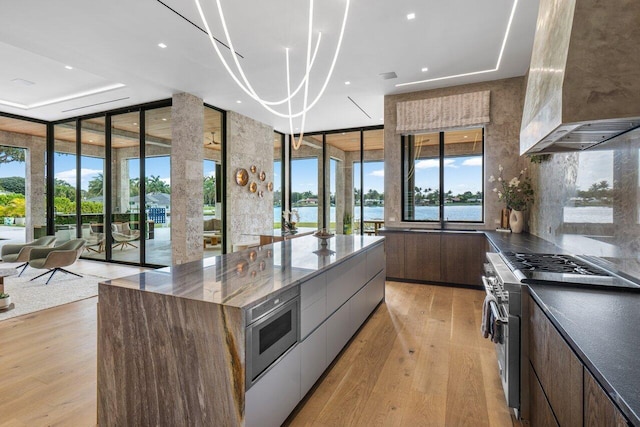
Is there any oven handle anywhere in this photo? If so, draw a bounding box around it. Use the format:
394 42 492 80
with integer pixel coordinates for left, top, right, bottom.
489 299 508 324
482 275 508 324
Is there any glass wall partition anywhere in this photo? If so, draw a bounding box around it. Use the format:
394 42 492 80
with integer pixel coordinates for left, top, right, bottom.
144 107 172 266
110 111 140 264
53 121 78 243
80 118 106 259
273 132 283 230
326 131 360 234
203 106 224 258
290 135 322 230
361 129 385 234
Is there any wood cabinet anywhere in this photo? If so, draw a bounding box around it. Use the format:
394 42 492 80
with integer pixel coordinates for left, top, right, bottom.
529 367 559 427
382 232 405 278
529 297 583 427
440 233 488 285
584 370 628 427
526 294 629 427
404 232 441 282
379 230 487 286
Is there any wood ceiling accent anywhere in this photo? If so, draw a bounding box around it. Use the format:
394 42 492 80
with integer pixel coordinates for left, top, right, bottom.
415 128 484 146
0 107 224 151
305 128 385 152
0 116 46 138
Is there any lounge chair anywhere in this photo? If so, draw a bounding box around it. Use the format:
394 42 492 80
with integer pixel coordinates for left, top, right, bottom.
0 235 56 276
28 239 86 284
112 222 140 250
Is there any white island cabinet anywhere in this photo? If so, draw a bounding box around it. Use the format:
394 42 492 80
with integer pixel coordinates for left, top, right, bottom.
246 242 386 427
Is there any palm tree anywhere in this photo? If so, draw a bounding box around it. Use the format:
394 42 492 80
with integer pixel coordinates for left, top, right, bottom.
86 173 104 198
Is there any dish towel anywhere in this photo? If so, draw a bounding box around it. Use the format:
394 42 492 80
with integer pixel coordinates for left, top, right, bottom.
481 294 498 339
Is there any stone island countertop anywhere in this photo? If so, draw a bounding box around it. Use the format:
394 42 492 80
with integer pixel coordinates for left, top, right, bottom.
101 234 384 309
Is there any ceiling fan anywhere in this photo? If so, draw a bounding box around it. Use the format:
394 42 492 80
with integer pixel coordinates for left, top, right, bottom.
206 131 221 146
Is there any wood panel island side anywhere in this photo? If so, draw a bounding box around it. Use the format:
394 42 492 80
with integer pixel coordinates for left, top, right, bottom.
97 235 385 426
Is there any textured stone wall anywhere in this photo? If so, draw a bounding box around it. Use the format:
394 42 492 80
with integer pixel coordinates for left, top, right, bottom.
171 93 204 264
384 77 526 229
226 111 274 252
0 129 46 241
529 128 640 278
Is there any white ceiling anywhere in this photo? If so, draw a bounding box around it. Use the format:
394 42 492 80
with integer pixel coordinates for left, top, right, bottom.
0 0 539 133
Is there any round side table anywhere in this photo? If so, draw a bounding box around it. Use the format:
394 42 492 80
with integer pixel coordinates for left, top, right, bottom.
0 267 17 312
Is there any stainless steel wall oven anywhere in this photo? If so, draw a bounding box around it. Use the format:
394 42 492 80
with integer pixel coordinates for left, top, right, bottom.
246 287 299 389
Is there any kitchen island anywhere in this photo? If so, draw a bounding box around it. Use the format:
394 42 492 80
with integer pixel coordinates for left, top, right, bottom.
97 235 385 426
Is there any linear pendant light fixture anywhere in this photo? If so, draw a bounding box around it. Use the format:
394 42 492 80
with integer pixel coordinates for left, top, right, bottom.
195 0 350 149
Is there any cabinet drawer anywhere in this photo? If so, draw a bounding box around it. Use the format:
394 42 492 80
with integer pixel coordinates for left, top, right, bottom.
366 244 385 282
326 255 365 314
245 345 301 427
326 301 351 363
301 273 326 310
301 323 327 397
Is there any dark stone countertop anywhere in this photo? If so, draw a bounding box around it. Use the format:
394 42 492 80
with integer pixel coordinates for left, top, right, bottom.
483 230 565 254
528 284 640 426
482 231 639 425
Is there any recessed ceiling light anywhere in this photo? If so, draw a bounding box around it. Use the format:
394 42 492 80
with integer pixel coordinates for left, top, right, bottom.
158 43 167 49
421 67 429 72
162 118 167 121
65 65 73 70
11 78 35 86
89 139 94 142
133 122 138 126
236 100 242 104
344 81 351 85
407 13 416 20
464 135 468 138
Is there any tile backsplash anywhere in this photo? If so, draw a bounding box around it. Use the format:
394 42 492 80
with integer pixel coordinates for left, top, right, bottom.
530 128 640 280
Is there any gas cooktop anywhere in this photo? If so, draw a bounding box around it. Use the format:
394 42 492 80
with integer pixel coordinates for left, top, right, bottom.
500 252 640 290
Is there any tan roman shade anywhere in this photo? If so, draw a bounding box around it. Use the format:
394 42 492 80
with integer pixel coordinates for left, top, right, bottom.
396 90 490 134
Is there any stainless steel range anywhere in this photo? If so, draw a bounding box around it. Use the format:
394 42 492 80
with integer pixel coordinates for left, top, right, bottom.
482 251 640 417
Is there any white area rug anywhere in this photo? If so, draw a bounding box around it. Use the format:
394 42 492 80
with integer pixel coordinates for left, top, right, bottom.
0 268 107 321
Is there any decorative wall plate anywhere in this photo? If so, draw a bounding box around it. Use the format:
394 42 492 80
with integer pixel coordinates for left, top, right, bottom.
249 250 257 262
259 171 266 181
267 182 273 191
249 182 257 193
235 168 249 186
250 165 257 173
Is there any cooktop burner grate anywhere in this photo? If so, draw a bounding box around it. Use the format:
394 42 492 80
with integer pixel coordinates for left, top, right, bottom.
501 252 611 276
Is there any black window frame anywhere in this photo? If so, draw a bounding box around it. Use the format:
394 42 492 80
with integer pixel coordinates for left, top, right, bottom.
401 127 485 226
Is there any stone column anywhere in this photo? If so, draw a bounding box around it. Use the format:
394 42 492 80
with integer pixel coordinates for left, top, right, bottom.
26 137 46 241
226 111 274 252
171 93 204 264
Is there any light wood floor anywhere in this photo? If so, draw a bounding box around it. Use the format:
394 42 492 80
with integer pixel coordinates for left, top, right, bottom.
0 275 516 427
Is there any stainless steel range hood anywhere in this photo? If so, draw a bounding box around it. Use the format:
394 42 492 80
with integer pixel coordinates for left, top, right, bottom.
520 0 640 155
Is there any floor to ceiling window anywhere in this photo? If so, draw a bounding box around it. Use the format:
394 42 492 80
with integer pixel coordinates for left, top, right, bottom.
288 126 384 235
203 105 224 258
110 111 141 264
358 129 385 234
144 107 172 266
273 132 284 230
0 144 27 242
326 131 360 234
80 117 106 259
290 135 322 230
53 121 78 244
